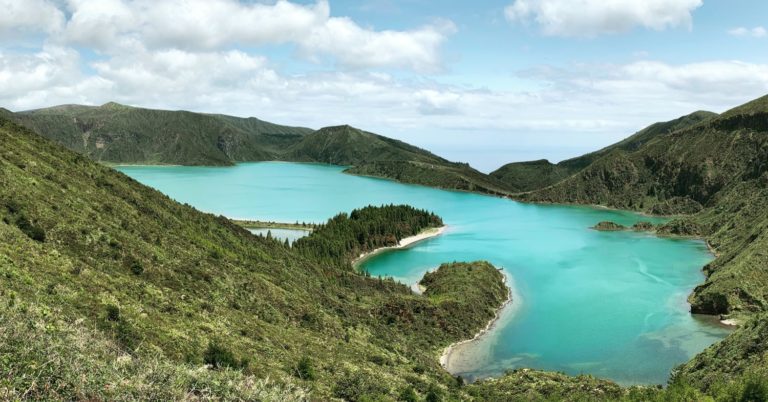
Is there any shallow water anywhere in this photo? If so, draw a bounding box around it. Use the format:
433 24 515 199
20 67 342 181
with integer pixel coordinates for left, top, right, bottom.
118 162 731 385
247 228 309 245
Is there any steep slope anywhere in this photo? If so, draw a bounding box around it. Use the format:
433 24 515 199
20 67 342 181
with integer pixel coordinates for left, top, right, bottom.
676 314 768 391
489 159 574 193
12 102 313 165
289 125 513 195
515 95 768 317
491 111 717 192
4 113 768 400
286 124 447 166
11 105 513 196
0 116 512 399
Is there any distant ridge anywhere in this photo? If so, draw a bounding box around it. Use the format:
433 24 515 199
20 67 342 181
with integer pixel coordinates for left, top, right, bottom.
509 95 768 321
4 94 768 398
490 110 718 192
9 103 513 195
13 102 313 165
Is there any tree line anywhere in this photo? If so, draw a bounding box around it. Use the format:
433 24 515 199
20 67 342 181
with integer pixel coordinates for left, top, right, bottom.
293 204 442 266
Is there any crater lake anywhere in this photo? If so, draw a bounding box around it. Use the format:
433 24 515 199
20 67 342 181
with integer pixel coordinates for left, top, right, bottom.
117 162 731 385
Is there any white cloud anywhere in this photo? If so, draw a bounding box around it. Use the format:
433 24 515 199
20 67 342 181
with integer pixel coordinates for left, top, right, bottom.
299 18 456 72
2 40 768 171
58 0 452 71
0 46 111 109
0 0 65 37
505 0 703 37
2 1 767 171
728 26 767 38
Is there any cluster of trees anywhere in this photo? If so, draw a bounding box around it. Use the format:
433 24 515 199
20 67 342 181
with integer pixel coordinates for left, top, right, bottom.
1 198 46 242
293 204 442 265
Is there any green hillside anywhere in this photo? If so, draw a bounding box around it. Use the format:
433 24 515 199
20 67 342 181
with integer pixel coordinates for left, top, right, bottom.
12 102 313 166
10 105 512 196
510 95 768 321
286 125 448 166
5 112 768 399
489 159 575 193
490 111 717 192
288 125 512 195
0 116 509 399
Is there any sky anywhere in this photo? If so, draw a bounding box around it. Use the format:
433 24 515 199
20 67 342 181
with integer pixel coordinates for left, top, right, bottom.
1 0 767 172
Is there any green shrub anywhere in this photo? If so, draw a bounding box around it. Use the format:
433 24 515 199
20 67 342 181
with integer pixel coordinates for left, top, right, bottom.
204 340 239 369
425 385 443 402
739 375 768 402
15 214 45 242
294 355 316 381
333 371 389 402
398 386 418 402
127 257 144 275
105 304 120 321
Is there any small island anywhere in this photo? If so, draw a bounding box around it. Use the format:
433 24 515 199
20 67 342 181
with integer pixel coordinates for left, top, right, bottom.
591 221 657 232
591 221 627 231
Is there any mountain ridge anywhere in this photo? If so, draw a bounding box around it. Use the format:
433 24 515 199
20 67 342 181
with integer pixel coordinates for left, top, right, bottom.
9 103 514 196
4 98 768 398
514 95 768 320
490 110 719 192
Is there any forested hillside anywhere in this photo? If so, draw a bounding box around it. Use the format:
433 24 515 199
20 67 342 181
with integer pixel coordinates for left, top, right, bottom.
9 105 513 195
490 111 717 192
512 95 768 319
0 116 509 400
285 124 513 195
11 102 312 165
294 204 442 265
6 102 768 400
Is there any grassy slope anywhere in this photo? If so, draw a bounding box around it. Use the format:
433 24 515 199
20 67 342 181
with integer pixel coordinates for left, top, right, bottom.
287 125 514 195
514 96 768 317
5 109 768 399
12 102 313 166
12 105 512 195
0 116 517 400
490 111 717 192
11 116 747 401
497 94 768 396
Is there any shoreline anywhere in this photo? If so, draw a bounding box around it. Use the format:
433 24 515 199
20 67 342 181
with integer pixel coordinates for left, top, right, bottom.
439 273 516 373
353 226 447 267
229 218 315 231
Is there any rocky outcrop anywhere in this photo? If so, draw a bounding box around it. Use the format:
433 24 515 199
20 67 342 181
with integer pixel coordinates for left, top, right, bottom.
631 221 656 231
591 221 627 231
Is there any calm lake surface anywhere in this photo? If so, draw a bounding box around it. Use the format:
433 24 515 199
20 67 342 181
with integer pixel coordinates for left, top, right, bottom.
247 228 310 245
117 162 731 385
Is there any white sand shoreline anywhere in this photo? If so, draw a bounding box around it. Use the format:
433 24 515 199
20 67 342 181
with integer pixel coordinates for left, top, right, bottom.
352 226 447 266
439 272 516 373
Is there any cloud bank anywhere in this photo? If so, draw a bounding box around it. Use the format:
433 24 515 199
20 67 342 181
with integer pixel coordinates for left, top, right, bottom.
505 0 703 37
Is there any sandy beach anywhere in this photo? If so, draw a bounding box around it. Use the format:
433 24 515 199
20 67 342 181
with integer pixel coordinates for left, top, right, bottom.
353 226 447 266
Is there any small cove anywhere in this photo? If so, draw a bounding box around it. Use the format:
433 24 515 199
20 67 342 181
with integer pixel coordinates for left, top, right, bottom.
117 162 732 385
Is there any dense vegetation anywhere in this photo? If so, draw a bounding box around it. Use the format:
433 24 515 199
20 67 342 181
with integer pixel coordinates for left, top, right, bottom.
11 102 312 166
0 116 535 400
347 160 511 196
514 96 768 320
286 125 512 195
6 92 768 399
9 105 513 195
490 111 717 192
294 204 442 265
497 94 768 394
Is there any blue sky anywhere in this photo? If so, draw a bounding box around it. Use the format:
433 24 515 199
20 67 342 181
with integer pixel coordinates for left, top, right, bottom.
1 0 767 171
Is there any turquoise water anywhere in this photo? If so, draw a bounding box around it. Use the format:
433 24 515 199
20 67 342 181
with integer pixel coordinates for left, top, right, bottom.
247 228 309 244
117 162 731 385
